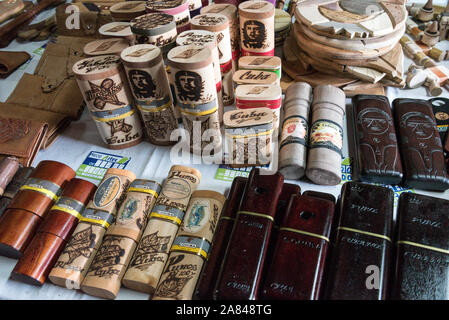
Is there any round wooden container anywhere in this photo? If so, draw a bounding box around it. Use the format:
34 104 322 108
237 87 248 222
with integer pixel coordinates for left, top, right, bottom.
235 84 282 131
306 85 346 186
238 55 281 79
83 38 130 57
145 0 191 33
110 1 146 22
189 0 202 17
130 13 177 47
0 161 75 258
0 157 19 196
73 55 143 149
238 0 275 56
11 178 97 286
0 167 33 218
278 82 312 179
121 44 179 146
232 69 279 87
98 22 135 45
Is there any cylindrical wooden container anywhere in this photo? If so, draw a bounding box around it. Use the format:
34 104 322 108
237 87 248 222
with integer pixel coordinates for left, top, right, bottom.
81 179 161 299
235 84 282 132
83 39 130 57
122 165 201 295
279 82 312 180
152 190 226 300
130 13 177 47
239 0 275 56
0 157 20 196
110 1 146 22
167 45 222 155
0 167 33 218
189 0 202 17
48 168 136 289
145 0 191 33
176 29 224 123
306 85 345 186
10 179 97 286
73 55 144 150
98 22 135 45
0 161 75 259
238 55 281 80
200 3 239 71
191 13 234 106
121 44 179 146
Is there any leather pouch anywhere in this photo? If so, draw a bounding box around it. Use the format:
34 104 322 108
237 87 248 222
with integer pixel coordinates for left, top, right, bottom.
0 51 30 78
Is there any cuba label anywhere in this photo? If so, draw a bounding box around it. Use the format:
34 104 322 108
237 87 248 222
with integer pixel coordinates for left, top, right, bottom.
280 115 308 150
309 120 343 156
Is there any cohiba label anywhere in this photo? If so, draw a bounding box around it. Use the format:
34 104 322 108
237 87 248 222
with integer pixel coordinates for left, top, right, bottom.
19 178 62 201
309 120 343 156
280 115 308 150
51 197 86 219
93 176 121 208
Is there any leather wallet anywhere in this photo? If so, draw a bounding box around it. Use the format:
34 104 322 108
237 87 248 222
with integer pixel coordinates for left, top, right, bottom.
393 98 449 191
0 51 30 78
351 95 403 185
0 116 47 166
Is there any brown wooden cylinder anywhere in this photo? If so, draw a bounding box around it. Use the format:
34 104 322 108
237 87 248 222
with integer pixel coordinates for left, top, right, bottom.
0 161 75 258
10 179 97 286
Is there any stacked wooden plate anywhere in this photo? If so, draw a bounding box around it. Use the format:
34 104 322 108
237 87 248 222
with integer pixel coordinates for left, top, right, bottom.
290 0 408 86
275 9 291 47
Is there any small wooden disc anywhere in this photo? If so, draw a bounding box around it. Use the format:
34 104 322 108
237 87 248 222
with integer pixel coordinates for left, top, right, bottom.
191 13 230 32
99 22 133 38
83 39 129 57
167 45 213 70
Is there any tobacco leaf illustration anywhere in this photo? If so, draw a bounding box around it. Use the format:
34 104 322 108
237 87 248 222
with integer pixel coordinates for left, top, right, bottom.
61 226 96 266
155 271 193 298
136 231 171 254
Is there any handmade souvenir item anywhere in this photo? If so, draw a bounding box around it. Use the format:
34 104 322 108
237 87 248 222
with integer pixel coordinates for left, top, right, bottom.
232 70 279 87
110 1 146 21
153 190 226 300
0 157 19 196
73 55 143 149
130 13 177 47
189 0 202 17
325 182 393 300
121 44 179 146
0 51 30 78
81 179 161 299
0 167 33 217
214 168 283 300
194 176 247 300
145 0 191 33
275 8 291 47
278 82 312 180
393 98 449 191
305 85 345 186
0 160 75 259
302 190 336 203
351 94 403 185
49 168 135 289
98 22 135 45
122 165 201 295
238 56 282 80
83 38 130 57
11 179 96 286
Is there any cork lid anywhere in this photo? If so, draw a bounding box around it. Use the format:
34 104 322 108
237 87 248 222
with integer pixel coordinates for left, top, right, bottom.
167 45 213 70
176 30 217 49
239 0 275 19
191 13 229 32
235 84 282 101
120 44 163 68
130 13 176 36
232 69 278 86
238 56 281 71
224 107 273 129
200 3 237 22
110 1 146 20
145 0 189 13
169 165 202 180
83 38 129 56
190 190 226 204
99 22 133 38
73 55 121 80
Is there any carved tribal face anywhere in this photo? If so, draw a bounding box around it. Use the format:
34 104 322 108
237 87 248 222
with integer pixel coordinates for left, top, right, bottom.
358 108 392 135
401 112 435 140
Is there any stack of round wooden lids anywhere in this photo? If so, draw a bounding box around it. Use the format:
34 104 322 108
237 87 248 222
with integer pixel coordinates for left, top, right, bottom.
275 9 291 47
291 0 408 86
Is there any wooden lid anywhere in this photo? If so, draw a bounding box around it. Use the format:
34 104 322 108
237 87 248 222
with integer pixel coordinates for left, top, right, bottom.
99 22 133 38
284 81 312 105
224 107 273 128
238 56 281 70
110 1 146 20
235 84 282 100
312 84 346 114
169 165 202 180
73 55 122 80
191 13 229 32
176 30 217 49
145 0 189 14
275 8 291 32
105 167 136 181
130 13 176 36
190 190 226 204
120 44 163 68
238 0 275 19
83 39 129 57
167 45 213 70
200 3 237 21
232 69 278 85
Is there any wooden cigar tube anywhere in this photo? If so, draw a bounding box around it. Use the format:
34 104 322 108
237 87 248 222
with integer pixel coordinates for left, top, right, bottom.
0 161 75 259
302 190 336 203
325 182 393 300
194 176 247 300
81 179 161 299
48 168 135 289
0 167 33 218
392 193 449 300
123 165 201 295
153 190 226 300
261 194 334 300
11 178 97 286
0 157 20 196
214 168 284 300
